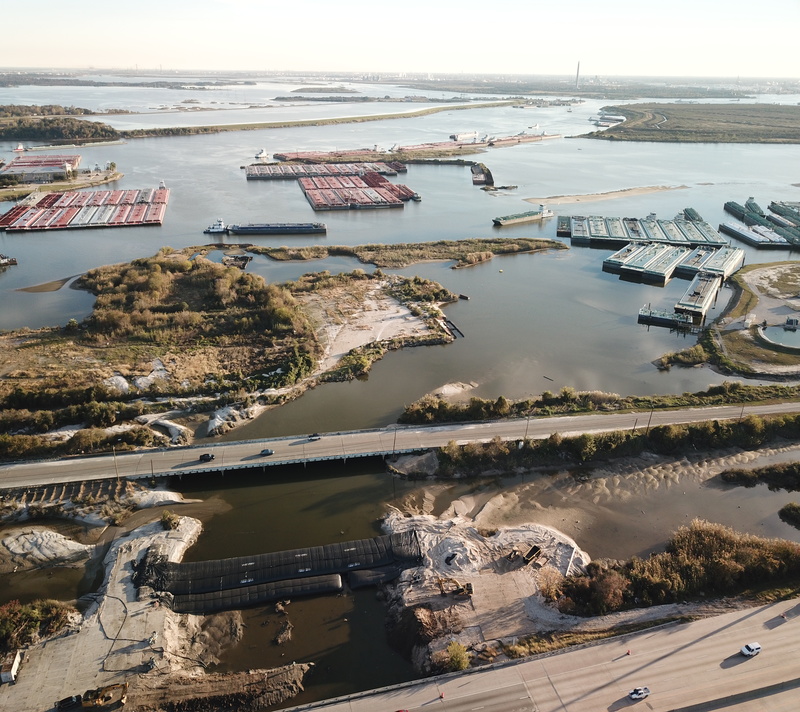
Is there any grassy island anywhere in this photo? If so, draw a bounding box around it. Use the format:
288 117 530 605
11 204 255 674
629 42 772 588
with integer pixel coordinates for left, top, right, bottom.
583 103 800 143
0 238 560 461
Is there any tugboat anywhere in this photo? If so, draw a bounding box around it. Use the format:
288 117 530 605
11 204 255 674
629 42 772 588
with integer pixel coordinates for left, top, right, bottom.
203 219 228 234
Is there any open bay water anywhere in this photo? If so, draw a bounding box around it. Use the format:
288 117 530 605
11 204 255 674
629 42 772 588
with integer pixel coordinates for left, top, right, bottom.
4 80 800 700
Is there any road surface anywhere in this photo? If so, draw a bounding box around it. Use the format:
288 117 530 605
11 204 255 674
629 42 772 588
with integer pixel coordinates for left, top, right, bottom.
2 402 800 491
281 598 800 712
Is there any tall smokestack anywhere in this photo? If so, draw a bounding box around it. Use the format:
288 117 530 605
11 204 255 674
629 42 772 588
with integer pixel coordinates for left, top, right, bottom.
575 61 581 89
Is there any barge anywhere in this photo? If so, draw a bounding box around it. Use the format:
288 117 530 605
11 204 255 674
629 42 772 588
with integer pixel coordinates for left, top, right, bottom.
492 205 554 226
675 271 721 322
0 184 169 232
638 307 694 329
565 210 727 248
227 222 327 235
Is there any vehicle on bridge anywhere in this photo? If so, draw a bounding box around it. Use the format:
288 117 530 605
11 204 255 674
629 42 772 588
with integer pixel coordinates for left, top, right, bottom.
260 448 274 456
308 433 322 441
199 453 215 462
628 686 651 700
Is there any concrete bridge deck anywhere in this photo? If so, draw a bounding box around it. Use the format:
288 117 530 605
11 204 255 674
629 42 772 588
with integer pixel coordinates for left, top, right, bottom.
3 402 800 491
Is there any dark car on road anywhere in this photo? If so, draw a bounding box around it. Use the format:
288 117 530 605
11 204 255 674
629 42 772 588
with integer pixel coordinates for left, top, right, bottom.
199 453 215 462
56 695 82 711
260 448 275 456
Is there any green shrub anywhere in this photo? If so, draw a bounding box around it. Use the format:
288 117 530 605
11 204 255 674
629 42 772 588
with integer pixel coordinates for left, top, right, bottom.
446 641 470 671
160 510 180 530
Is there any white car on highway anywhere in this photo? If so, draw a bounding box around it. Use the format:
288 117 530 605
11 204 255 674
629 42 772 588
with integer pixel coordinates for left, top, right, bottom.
741 642 762 657
628 687 651 700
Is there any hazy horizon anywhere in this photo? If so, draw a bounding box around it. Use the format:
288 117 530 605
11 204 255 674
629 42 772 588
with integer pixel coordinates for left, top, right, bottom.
3 0 799 80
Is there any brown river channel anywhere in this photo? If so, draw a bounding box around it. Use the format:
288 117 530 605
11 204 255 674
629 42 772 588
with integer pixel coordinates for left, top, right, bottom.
4 442 800 703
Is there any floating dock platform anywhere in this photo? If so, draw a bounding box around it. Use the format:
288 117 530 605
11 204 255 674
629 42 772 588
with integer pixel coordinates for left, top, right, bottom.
565 210 727 249
0 185 170 232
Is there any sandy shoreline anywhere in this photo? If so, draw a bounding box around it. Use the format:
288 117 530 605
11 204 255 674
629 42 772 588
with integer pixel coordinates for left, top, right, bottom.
524 184 688 205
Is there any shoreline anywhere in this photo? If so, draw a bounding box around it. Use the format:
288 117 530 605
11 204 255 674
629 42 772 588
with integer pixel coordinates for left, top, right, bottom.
524 184 688 205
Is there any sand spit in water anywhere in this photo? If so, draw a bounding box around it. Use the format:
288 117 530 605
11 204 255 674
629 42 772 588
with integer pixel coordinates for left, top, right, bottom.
524 185 687 205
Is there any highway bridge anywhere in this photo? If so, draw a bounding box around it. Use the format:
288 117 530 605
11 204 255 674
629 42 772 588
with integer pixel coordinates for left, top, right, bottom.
3 402 800 491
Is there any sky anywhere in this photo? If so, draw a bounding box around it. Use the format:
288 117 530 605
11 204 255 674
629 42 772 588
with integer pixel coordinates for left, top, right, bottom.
2 0 799 79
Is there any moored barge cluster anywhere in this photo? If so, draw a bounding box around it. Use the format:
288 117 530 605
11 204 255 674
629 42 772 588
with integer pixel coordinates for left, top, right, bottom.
559 210 727 248
245 162 404 179
720 198 800 248
603 243 744 286
0 185 170 232
298 171 416 210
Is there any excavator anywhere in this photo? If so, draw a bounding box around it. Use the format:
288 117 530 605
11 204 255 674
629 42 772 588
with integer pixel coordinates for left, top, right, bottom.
81 682 128 709
436 577 473 598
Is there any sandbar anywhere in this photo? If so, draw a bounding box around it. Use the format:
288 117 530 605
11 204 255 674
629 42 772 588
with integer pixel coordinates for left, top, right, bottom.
524 185 688 205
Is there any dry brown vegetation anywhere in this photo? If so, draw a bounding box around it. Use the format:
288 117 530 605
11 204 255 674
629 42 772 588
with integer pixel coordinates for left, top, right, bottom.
559 520 800 616
250 237 566 269
587 103 800 143
0 245 461 460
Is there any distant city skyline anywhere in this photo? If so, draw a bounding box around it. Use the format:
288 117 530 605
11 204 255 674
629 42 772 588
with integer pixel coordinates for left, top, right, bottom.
2 0 799 80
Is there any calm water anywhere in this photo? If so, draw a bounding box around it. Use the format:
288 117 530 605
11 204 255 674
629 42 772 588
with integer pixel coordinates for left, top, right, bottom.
4 80 800 702
763 326 800 348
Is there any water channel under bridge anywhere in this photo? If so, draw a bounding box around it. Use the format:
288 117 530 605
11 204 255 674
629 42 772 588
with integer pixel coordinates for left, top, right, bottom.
135 531 423 614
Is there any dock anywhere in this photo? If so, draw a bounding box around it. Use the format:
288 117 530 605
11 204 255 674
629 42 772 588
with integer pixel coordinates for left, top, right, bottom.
0 185 170 232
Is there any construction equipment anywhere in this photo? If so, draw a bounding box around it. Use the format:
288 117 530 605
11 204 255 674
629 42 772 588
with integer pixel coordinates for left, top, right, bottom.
438 577 473 598
81 682 128 709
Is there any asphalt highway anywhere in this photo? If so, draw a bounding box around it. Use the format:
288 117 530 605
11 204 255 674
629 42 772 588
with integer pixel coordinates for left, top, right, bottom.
3 402 800 490
283 598 800 712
